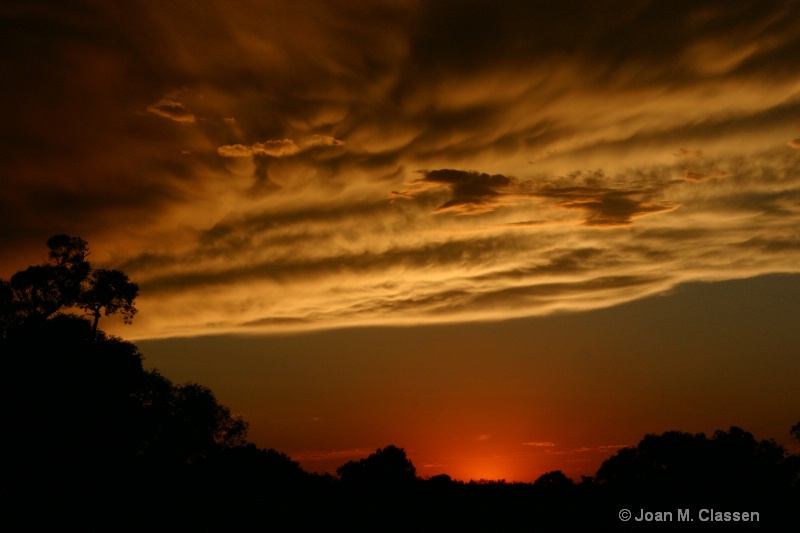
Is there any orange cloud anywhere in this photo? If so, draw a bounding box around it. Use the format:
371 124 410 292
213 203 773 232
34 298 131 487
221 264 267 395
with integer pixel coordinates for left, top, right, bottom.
4 1 800 340
218 139 300 158
146 99 196 123
216 144 253 157
218 136 344 159
683 170 732 182
304 135 345 148
674 148 703 158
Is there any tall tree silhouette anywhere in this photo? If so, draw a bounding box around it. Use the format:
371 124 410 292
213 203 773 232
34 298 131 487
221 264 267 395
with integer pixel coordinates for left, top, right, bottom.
1 234 138 337
0 236 248 530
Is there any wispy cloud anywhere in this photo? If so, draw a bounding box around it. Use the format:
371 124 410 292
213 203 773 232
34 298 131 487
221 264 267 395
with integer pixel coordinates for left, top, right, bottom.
683 171 732 182
218 136 345 158
2 1 800 339
146 98 197 123
218 139 300 158
674 148 703 158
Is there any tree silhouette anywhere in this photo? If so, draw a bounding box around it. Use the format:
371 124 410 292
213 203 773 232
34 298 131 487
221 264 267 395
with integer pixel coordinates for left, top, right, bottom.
7 235 90 320
79 268 139 335
0 279 17 337
0 234 138 337
0 237 253 530
595 426 795 508
534 470 574 489
46 233 90 267
337 444 417 489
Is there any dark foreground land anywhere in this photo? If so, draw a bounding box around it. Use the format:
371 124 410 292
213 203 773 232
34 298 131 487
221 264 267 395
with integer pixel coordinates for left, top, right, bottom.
2 237 799 531
3 315 798 532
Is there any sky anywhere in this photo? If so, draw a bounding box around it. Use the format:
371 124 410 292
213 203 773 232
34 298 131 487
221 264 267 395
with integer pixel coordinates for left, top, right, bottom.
2 0 799 481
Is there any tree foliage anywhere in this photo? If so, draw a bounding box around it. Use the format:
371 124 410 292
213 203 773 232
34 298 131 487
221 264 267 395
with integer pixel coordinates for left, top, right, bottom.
595 426 795 506
1 236 255 529
1 234 138 336
337 444 417 490
79 267 139 334
533 470 574 489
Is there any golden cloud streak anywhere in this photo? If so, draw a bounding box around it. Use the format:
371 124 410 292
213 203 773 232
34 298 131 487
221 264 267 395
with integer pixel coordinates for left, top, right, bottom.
3 1 800 339
112 147 800 340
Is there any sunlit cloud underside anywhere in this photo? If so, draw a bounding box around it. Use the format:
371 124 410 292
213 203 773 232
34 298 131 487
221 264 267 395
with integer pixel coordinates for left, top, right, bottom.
122 140 800 339
1 1 799 339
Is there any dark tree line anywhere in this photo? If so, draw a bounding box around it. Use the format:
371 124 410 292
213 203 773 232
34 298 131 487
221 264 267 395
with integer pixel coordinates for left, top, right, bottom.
2 236 799 531
1 237 256 530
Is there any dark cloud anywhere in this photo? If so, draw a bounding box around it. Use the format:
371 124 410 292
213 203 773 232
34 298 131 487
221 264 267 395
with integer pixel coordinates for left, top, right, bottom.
407 1 800 86
395 170 679 226
535 186 679 226
410 169 516 215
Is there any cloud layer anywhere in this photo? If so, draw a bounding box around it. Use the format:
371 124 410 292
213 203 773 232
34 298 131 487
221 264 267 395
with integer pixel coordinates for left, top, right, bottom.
2 0 800 338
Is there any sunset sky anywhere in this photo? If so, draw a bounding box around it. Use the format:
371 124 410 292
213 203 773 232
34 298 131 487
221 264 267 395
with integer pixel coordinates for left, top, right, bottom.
2 0 799 481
